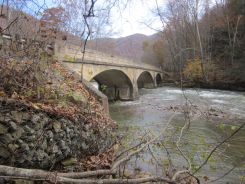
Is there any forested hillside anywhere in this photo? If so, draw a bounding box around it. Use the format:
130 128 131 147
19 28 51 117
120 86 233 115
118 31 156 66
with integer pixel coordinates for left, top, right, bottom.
149 0 245 89
87 33 151 62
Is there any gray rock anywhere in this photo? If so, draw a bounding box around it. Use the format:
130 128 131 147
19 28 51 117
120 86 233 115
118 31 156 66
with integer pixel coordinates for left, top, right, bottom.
81 142 89 150
0 115 5 122
41 139 47 150
4 114 11 121
0 133 14 144
23 125 35 134
33 120 45 131
71 139 77 145
52 144 59 153
63 147 71 155
9 121 17 131
31 114 41 123
12 127 24 140
16 158 25 164
48 138 54 143
29 143 35 148
11 111 23 123
59 140 66 150
84 124 90 131
74 129 79 134
60 131 66 138
21 112 31 121
17 139 24 144
0 123 8 134
47 130 54 139
67 122 75 129
0 147 10 158
23 135 36 142
66 134 70 140
35 149 46 161
56 150 63 159
60 118 67 124
8 143 19 151
20 143 30 152
41 116 49 124
65 127 71 134
69 132 74 138
53 121 62 133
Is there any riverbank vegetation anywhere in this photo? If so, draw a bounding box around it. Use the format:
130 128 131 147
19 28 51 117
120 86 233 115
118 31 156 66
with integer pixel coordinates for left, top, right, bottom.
146 0 245 90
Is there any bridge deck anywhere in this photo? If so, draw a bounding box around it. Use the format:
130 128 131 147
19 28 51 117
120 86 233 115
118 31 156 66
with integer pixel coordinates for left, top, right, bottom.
55 40 162 73
62 59 162 73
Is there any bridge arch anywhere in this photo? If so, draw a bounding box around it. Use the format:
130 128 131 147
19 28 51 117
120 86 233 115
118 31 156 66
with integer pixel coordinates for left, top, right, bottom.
90 69 134 101
137 71 155 89
156 73 162 86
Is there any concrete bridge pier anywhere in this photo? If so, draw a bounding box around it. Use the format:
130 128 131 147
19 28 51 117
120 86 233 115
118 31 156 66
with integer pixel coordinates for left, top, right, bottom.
104 86 133 101
132 83 139 100
118 86 133 100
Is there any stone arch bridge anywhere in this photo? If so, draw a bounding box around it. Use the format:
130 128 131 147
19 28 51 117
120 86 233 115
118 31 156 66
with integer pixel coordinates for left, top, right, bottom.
55 41 163 101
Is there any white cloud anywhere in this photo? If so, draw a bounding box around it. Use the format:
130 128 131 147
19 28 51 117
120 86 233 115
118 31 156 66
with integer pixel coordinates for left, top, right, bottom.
110 0 164 38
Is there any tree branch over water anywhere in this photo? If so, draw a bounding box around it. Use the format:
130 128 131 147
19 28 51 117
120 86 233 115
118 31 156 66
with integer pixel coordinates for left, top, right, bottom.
192 122 245 175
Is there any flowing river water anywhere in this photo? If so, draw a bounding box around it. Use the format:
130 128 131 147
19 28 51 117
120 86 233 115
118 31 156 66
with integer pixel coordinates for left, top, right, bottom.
110 87 245 183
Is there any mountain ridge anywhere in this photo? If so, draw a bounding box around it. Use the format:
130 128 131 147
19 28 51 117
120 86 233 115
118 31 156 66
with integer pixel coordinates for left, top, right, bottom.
87 33 159 63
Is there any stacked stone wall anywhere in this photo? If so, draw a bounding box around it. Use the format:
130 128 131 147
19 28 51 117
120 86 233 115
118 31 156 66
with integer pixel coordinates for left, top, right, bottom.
0 99 113 169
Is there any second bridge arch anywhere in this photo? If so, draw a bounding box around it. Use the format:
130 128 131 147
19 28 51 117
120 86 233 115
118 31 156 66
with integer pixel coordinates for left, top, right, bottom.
137 71 155 89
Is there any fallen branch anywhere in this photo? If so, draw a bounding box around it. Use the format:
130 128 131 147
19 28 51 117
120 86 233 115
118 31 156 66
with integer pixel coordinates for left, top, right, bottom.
111 137 154 170
0 165 174 184
114 132 148 161
59 169 115 178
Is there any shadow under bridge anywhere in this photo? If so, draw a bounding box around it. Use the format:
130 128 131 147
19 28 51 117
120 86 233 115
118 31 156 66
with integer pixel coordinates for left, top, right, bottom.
91 69 134 101
137 71 155 89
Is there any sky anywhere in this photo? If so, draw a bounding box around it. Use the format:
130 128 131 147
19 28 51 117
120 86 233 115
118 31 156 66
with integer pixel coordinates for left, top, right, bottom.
14 0 218 38
24 0 165 38
110 0 164 37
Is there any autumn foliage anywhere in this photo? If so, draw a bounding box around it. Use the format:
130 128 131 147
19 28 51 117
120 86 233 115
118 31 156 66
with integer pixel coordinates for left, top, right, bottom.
183 59 203 82
154 0 245 87
40 7 68 41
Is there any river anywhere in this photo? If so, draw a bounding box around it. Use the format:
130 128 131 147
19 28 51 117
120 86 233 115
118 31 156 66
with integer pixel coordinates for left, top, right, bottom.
110 87 245 184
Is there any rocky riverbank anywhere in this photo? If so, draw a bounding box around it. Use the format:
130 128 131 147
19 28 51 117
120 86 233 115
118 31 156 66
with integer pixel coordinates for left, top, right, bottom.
0 98 115 170
0 59 116 171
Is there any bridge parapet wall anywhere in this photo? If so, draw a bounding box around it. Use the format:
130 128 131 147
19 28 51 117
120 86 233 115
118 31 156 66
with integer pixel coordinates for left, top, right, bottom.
55 40 160 72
